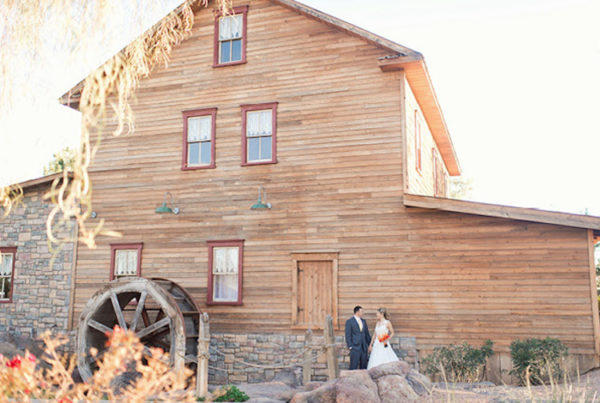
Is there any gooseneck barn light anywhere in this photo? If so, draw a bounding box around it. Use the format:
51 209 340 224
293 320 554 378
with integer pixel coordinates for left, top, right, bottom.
155 192 180 215
251 186 272 210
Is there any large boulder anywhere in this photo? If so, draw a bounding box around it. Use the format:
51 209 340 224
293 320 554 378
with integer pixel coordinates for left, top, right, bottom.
406 369 432 396
368 360 411 380
303 381 324 391
376 374 419 402
290 380 336 403
335 370 380 403
291 362 431 402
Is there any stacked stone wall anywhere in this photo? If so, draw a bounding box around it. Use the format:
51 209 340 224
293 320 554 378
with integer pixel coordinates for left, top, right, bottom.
0 186 76 347
208 332 418 384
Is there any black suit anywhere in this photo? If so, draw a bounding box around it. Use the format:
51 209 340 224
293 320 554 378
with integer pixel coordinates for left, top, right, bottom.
345 316 371 369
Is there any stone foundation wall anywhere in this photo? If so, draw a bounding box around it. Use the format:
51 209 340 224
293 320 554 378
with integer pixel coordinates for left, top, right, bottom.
0 185 76 341
208 332 418 384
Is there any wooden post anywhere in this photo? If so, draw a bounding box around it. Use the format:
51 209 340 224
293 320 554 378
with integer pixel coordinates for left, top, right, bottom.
324 315 339 380
303 329 312 385
196 312 210 398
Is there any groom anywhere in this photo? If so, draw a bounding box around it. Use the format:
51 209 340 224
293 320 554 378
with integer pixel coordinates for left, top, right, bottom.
345 305 371 370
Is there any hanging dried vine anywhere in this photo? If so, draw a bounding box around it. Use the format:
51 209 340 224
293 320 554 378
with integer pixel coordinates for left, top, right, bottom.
1 0 231 248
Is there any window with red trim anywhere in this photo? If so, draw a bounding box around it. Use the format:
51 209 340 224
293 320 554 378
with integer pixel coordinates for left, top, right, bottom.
110 243 143 280
182 108 217 170
241 103 277 165
207 240 244 305
415 110 422 173
214 6 248 67
0 247 16 303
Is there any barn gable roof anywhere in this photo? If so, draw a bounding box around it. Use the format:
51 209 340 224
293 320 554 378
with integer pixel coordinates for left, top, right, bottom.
59 0 460 175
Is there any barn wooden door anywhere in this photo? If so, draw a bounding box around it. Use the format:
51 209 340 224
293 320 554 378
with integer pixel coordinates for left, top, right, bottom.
291 253 338 329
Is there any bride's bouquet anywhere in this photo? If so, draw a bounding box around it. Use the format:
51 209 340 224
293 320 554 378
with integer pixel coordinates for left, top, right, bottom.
378 333 390 348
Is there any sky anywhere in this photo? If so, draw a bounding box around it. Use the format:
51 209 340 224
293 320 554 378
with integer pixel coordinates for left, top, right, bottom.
1 0 599 215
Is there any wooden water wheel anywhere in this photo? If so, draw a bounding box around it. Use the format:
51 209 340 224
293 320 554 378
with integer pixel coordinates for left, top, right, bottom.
77 277 200 381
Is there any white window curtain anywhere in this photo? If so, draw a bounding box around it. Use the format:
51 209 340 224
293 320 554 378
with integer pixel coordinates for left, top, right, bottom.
115 250 138 276
219 14 243 41
0 253 12 300
187 116 212 142
247 110 272 137
0 254 12 276
213 247 239 301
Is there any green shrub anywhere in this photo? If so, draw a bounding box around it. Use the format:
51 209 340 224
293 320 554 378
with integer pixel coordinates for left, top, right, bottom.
509 337 568 386
422 340 493 382
212 385 249 402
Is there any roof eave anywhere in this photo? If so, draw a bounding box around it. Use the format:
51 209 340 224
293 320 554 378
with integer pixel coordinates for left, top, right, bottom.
404 193 600 231
10 172 73 191
271 0 423 58
379 57 461 176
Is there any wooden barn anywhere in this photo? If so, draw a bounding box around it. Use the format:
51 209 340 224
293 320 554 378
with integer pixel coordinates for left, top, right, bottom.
57 0 600 383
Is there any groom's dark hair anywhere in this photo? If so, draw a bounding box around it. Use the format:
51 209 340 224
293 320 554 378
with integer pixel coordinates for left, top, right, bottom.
353 305 362 314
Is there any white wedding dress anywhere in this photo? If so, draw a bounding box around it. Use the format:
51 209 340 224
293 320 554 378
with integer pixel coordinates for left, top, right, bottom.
367 320 399 369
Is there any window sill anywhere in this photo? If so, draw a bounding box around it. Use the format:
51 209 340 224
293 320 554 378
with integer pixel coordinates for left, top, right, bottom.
213 60 247 68
181 164 216 171
207 301 243 306
241 160 278 167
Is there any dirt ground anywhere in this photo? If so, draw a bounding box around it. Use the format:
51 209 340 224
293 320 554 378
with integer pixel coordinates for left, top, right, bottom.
418 368 600 402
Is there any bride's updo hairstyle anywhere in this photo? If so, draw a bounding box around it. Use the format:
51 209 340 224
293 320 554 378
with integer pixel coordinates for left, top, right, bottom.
377 307 389 320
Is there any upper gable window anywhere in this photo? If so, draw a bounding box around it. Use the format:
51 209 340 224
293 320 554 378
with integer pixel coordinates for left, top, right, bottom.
241 102 278 165
214 6 248 67
182 108 217 170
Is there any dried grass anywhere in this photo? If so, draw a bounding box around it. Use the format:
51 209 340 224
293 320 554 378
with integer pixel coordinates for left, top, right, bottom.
421 362 600 403
0 327 196 402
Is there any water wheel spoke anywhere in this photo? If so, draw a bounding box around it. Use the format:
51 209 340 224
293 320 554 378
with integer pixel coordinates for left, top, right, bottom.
110 291 128 331
88 319 112 334
130 291 147 331
142 308 151 327
150 326 170 340
136 317 171 339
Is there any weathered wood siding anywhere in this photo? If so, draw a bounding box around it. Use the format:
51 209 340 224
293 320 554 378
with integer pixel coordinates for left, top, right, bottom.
73 0 405 331
404 76 448 197
71 0 597 374
397 208 594 354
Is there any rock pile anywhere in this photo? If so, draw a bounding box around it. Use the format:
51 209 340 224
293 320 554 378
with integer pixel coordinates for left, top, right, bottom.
291 360 431 403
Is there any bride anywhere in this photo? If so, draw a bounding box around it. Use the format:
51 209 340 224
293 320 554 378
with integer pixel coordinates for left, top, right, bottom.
367 307 399 369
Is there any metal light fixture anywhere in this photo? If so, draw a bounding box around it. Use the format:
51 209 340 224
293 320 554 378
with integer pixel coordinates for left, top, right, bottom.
251 186 272 209
155 192 180 214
